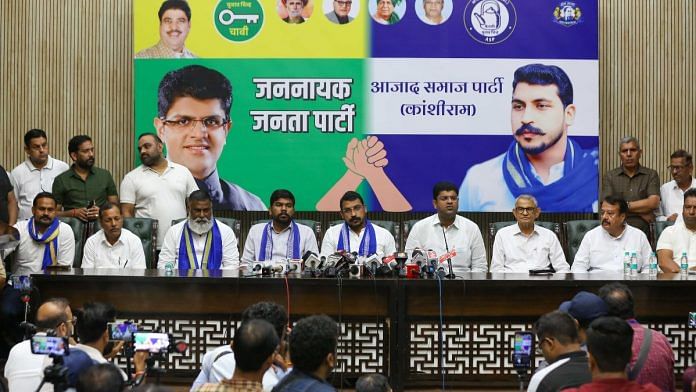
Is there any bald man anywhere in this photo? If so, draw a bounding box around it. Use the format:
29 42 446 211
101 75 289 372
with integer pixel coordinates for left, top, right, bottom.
4 298 77 391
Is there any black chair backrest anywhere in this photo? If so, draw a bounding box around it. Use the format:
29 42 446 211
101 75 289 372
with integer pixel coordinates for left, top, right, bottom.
122 217 158 269
58 217 86 268
563 220 600 264
651 220 675 249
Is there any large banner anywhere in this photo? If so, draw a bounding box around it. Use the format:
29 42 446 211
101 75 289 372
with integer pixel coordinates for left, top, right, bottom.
134 0 598 212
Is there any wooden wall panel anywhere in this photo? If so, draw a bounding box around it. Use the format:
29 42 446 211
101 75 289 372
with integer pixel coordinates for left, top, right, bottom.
1 0 694 203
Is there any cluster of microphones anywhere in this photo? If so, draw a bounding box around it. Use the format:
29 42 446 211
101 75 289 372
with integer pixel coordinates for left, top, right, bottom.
248 248 456 279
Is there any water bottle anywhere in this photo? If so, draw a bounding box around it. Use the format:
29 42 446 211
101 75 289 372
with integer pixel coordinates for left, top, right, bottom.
630 252 638 277
623 251 631 276
680 251 689 277
648 252 658 277
165 261 174 276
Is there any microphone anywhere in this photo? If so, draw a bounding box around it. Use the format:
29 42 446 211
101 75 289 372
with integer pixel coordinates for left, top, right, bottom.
286 262 299 273
411 248 427 267
251 262 264 272
271 264 286 274
325 252 345 268
364 254 381 276
302 252 323 270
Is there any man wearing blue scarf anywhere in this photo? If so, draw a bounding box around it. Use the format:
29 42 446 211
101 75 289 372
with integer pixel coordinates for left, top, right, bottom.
242 189 318 268
320 191 396 260
158 190 239 270
459 63 599 213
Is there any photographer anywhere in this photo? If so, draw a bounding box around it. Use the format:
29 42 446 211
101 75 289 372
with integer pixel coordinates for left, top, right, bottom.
4 297 92 391
74 302 149 382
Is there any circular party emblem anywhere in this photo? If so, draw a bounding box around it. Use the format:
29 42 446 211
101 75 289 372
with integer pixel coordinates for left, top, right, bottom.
214 0 264 43
464 0 517 45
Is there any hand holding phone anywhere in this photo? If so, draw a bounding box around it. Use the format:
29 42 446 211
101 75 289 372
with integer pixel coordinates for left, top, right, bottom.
512 331 533 370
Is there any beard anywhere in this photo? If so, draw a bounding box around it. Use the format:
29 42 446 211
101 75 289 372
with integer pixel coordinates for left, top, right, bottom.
189 217 213 235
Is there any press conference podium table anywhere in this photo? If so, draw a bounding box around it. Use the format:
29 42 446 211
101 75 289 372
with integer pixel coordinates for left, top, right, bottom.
31 270 696 390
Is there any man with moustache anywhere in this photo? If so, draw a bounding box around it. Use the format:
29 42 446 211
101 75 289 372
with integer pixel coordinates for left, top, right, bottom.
656 188 696 272
320 191 396 260
325 0 355 24
82 202 146 269
282 0 308 23
12 129 68 221
602 137 660 236
490 194 569 273
571 196 652 273
656 149 695 222
159 190 239 270
155 65 265 211
52 135 119 222
459 63 598 213
242 189 318 267
120 133 198 251
136 0 196 59
405 181 487 274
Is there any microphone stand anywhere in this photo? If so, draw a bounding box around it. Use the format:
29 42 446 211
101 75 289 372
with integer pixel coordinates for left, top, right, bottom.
20 291 33 340
441 226 456 279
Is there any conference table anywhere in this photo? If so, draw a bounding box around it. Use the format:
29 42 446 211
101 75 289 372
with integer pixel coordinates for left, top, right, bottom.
31 269 696 390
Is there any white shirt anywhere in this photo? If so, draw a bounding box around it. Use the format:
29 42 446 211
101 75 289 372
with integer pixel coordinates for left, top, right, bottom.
527 356 573 392
11 156 69 220
81 228 146 269
656 178 696 221
158 219 239 269
242 222 319 267
4 340 54 392
119 162 198 249
490 224 569 273
571 225 652 273
73 344 127 380
404 214 487 273
458 152 565 212
320 222 396 260
656 221 696 268
190 345 282 392
12 220 75 275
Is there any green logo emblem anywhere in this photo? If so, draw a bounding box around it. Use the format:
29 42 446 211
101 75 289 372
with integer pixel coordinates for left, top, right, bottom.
214 0 264 43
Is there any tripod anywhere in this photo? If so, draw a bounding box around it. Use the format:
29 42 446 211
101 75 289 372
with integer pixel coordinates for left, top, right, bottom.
35 355 69 392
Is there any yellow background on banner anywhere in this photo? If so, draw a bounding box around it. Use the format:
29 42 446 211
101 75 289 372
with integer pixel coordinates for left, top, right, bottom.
133 0 368 58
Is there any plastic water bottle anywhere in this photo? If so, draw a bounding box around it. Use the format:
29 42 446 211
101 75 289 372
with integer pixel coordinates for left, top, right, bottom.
623 251 631 276
630 252 638 277
165 261 174 276
648 252 658 277
680 251 689 277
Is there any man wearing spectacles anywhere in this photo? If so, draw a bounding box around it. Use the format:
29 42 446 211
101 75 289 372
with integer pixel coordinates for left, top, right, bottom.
320 191 396 260
4 298 82 391
527 311 591 392
656 149 695 222
405 181 487 274
155 65 265 211
326 0 355 24
490 195 568 273
135 0 196 59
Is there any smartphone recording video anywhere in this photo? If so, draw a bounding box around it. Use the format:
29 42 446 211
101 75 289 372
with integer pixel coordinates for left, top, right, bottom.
10 275 32 292
689 312 696 328
108 322 138 342
133 332 170 353
512 331 533 370
31 335 69 356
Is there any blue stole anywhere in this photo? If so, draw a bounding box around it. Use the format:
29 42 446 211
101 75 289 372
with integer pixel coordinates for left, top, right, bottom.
27 218 60 268
502 138 598 212
258 220 300 261
337 220 377 257
177 220 223 270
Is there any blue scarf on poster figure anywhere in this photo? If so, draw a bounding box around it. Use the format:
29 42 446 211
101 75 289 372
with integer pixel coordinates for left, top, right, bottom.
337 220 377 257
177 219 223 270
502 138 598 212
258 220 301 261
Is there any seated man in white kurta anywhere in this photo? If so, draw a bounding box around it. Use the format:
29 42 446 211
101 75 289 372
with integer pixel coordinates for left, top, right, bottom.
571 196 651 273
159 190 239 270
490 195 568 273
82 202 146 269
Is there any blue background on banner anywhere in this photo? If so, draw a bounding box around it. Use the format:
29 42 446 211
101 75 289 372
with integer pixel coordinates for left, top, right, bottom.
366 135 599 212
370 0 598 59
